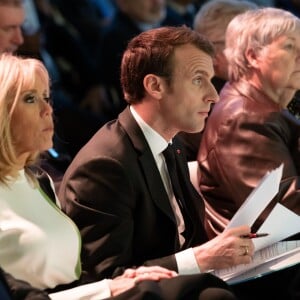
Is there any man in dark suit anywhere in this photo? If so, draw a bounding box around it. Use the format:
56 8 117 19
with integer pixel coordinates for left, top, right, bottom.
59 26 254 296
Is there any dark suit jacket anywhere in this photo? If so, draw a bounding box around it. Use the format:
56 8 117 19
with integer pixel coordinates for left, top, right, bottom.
59 107 208 283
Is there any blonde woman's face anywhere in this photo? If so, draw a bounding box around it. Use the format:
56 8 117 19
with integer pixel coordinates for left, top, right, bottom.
10 76 53 161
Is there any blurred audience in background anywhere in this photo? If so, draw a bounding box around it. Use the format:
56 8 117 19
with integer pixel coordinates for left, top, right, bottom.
4 0 300 182
0 0 24 53
166 0 200 28
17 0 116 184
276 0 300 17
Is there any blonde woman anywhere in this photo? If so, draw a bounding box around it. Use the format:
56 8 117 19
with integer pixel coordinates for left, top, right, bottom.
0 53 180 299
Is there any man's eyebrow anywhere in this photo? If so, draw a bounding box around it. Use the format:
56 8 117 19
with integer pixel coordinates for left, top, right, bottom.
195 70 207 75
194 70 212 78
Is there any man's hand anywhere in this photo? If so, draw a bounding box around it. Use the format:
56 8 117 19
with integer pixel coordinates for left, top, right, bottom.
193 225 255 272
109 266 177 296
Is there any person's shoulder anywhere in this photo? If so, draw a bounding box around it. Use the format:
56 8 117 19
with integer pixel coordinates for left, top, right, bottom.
66 117 133 166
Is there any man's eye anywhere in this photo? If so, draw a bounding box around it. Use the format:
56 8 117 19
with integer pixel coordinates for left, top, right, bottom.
192 77 202 85
285 43 295 50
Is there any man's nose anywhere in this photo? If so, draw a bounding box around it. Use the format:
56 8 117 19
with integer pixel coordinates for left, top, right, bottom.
13 27 24 46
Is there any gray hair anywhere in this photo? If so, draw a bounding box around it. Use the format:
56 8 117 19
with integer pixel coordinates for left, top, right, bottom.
193 0 257 40
225 7 300 81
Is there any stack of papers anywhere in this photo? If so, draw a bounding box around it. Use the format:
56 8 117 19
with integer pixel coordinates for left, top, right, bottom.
212 164 300 283
213 240 300 284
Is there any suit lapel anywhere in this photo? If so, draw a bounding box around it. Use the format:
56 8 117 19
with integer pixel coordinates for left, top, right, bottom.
139 152 177 223
119 107 177 224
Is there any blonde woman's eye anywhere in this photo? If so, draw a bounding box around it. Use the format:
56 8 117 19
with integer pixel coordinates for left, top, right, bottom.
44 97 53 105
24 94 37 103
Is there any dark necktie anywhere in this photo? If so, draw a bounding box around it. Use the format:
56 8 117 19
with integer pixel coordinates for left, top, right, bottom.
162 143 193 242
163 144 186 211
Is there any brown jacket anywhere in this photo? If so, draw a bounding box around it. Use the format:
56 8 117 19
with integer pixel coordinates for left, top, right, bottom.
198 80 300 238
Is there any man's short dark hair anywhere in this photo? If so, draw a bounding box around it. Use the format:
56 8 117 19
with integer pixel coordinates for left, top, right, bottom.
121 26 214 104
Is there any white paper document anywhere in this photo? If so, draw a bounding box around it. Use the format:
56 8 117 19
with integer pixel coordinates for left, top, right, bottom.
227 242 300 284
253 204 300 251
226 163 283 229
213 240 300 283
213 163 300 283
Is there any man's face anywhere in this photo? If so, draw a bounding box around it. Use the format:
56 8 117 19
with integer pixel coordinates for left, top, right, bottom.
160 44 219 136
0 4 24 53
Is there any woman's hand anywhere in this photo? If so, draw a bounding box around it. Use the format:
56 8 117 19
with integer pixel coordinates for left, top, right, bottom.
193 225 255 272
109 266 177 296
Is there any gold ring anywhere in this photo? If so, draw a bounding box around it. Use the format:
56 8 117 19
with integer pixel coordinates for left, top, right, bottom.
242 246 249 256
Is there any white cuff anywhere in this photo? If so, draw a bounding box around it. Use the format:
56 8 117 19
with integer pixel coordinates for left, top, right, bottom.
175 248 201 275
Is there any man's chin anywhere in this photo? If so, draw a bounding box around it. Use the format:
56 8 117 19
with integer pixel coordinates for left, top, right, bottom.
187 125 205 134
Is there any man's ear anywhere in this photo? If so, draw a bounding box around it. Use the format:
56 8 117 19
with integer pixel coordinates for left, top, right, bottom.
143 74 164 99
245 47 261 69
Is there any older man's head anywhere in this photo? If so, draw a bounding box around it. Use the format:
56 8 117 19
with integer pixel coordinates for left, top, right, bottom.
0 0 24 53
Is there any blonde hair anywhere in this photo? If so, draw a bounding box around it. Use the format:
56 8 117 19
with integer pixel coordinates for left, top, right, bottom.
225 7 300 81
0 53 50 184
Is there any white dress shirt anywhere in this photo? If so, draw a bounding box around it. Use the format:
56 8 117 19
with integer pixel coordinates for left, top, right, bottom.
130 106 200 274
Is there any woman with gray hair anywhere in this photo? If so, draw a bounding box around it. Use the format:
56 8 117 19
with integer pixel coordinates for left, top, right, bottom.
199 6 300 237
198 7 300 298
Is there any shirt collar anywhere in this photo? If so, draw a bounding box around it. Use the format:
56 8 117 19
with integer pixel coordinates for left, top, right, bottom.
130 106 169 155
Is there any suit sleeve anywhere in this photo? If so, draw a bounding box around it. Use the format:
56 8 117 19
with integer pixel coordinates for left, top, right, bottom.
59 156 177 282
